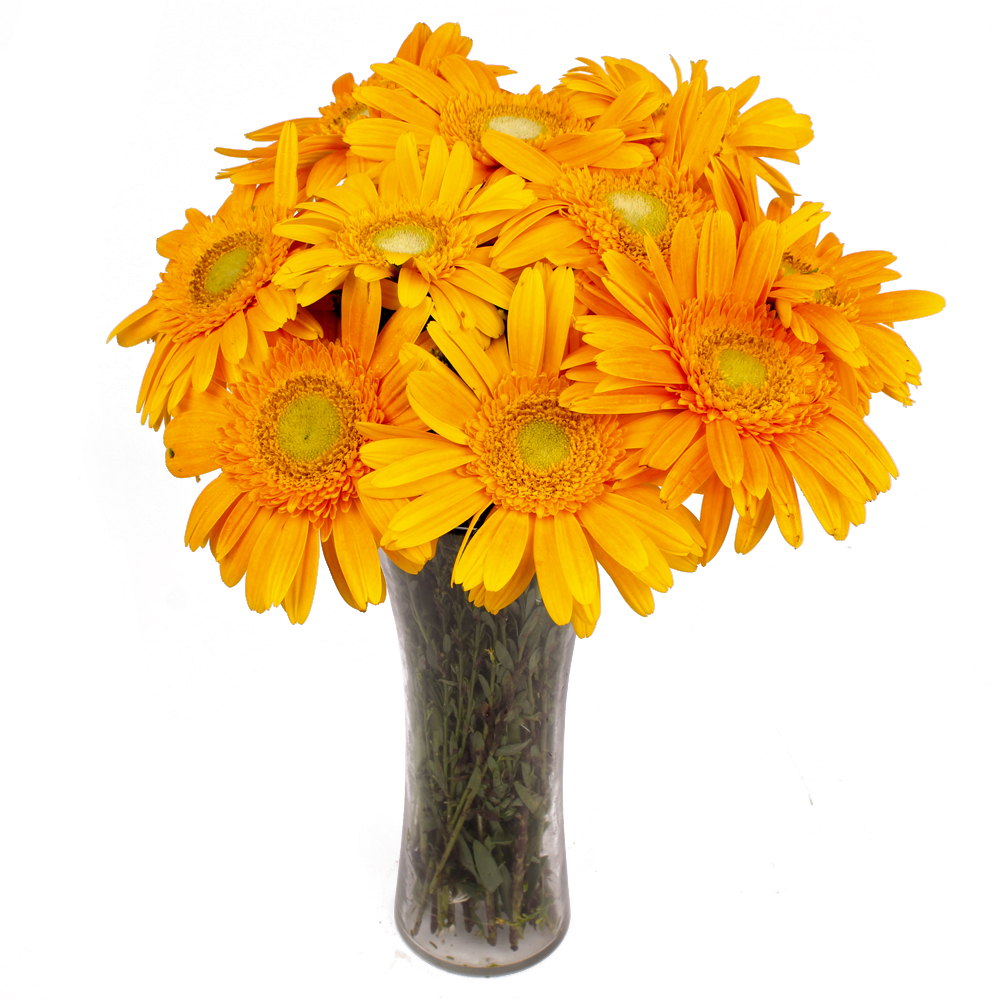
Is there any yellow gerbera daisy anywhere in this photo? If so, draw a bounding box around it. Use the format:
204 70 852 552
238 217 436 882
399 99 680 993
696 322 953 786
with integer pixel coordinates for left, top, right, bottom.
765 199 945 412
109 125 321 429
215 22 501 189
216 72 375 191
561 211 907 559
357 264 705 637
561 55 813 207
559 56 673 123
272 133 534 340
161 276 435 622
487 155 714 270
344 51 653 175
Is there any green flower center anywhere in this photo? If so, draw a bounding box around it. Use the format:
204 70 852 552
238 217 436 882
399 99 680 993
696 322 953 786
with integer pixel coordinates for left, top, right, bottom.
718 348 769 390
486 115 548 140
276 394 342 463
605 190 669 236
189 231 263 307
205 246 252 296
371 223 436 257
516 419 572 470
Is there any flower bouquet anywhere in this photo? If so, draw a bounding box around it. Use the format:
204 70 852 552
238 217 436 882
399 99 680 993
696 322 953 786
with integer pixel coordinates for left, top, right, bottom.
110 21 943 975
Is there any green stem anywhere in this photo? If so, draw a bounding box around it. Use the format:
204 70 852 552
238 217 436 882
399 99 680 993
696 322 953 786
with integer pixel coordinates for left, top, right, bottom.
410 764 483 935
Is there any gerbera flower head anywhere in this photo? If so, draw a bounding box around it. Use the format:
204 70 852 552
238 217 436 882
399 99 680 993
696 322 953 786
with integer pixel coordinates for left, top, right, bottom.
559 55 813 207
215 22 503 190
345 51 654 175
272 133 534 340
489 158 714 271
559 56 674 123
162 275 435 622
562 210 904 557
109 124 321 429
765 199 945 412
357 263 705 636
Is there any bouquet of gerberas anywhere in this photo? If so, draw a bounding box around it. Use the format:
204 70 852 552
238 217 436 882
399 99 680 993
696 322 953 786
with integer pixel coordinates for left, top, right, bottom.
110 21 943 973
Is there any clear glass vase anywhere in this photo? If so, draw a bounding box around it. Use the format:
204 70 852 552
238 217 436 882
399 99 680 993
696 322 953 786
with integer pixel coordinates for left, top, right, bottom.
382 532 574 975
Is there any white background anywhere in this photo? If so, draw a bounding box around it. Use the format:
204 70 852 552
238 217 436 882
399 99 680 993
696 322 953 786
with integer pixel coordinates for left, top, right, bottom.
1 1 995 997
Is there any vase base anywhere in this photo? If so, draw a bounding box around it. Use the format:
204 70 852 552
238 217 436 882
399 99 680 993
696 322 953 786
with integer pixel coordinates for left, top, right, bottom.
394 907 570 977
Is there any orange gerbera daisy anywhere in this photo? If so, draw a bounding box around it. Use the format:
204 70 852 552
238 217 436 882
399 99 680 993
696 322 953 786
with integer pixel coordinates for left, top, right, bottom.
272 133 533 340
558 56 673 123
357 264 705 636
215 22 504 189
344 51 653 176
487 153 714 271
560 55 813 208
765 199 945 412
162 275 435 621
109 125 322 429
561 211 912 559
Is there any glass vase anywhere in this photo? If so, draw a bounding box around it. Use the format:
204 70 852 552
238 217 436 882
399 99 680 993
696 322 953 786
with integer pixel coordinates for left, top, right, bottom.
382 532 574 975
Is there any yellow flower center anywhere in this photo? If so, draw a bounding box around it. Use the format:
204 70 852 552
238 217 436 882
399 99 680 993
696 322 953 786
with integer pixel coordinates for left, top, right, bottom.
698 330 792 412
780 251 819 276
218 341 381 521
673 299 835 439
810 281 860 322
717 348 769 390
317 101 372 136
517 419 572 469
813 286 844 308
205 247 251 296
347 210 475 277
370 223 437 257
555 166 708 262
486 114 548 140
189 231 263 307
438 92 582 163
254 372 363 490
604 190 669 236
276 394 342 463
467 376 623 515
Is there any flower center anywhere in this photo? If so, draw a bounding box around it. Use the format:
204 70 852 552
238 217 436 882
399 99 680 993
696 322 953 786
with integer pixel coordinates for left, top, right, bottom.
276 394 342 463
697 328 790 413
673 299 838 439
255 372 363 488
205 247 251 295
189 231 263 306
781 251 819 276
813 286 844 308
445 96 573 153
717 348 769 390
604 190 669 236
555 166 708 262
370 223 437 257
467 377 623 515
486 114 548 140
516 418 572 470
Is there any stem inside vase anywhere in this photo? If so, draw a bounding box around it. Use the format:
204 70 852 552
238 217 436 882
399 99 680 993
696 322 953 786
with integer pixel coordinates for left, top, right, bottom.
383 533 574 975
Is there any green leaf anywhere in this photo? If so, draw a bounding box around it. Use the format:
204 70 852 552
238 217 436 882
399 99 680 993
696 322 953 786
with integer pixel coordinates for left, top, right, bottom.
465 766 483 800
427 760 448 794
457 835 477 878
478 674 493 701
518 606 543 658
494 642 515 676
472 839 503 894
515 781 544 815
545 625 567 658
